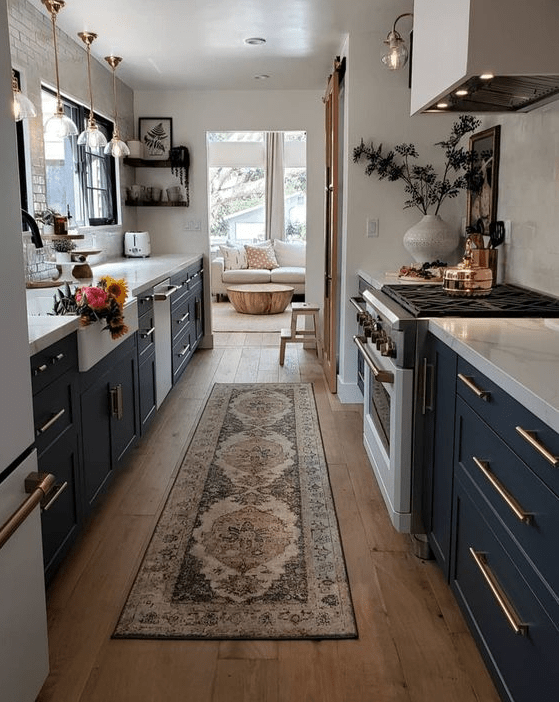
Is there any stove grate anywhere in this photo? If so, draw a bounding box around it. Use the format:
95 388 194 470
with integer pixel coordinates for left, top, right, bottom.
380 284 559 318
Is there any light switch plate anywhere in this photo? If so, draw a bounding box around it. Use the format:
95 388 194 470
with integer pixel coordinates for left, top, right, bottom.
367 218 379 238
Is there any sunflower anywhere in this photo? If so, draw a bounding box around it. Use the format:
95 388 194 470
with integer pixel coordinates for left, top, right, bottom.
98 276 128 306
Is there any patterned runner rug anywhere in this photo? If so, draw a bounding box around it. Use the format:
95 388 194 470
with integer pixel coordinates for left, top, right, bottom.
114 383 357 640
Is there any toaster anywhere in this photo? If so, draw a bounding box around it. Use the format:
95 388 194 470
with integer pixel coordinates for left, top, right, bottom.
124 231 151 257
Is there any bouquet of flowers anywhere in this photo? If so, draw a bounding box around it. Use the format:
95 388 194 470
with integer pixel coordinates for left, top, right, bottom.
52 276 129 339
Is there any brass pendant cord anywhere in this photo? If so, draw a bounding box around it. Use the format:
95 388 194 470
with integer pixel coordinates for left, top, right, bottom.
45 0 64 113
105 56 123 139
78 32 98 129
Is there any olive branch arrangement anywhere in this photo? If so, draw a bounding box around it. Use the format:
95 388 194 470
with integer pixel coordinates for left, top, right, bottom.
353 115 482 216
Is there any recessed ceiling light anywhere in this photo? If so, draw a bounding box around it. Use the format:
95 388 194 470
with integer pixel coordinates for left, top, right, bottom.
245 37 266 45
254 74 270 80
436 102 448 108
455 89 468 96
480 73 494 80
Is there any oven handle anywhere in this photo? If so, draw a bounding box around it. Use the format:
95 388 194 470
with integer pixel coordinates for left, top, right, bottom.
349 296 365 314
353 335 394 384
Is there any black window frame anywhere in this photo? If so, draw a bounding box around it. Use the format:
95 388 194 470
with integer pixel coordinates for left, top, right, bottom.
41 85 118 226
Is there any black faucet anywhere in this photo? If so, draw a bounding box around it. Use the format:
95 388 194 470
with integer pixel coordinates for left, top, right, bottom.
21 209 43 248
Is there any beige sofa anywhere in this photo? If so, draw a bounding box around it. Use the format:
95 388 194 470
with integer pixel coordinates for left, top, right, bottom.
211 239 306 298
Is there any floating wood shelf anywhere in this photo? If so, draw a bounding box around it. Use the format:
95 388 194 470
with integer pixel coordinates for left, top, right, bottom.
124 200 187 207
123 158 173 168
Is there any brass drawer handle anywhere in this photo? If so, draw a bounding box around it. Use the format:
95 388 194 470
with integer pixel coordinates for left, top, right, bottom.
515 426 559 467
109 384 123 420
458 373 490 401
472 457 532 523
36 408 65 435
470 548 527 636
177 312 190 324
178 343 191 358
42 481 68 511
140 327 155 339
33 363 48 376
52 352 64 363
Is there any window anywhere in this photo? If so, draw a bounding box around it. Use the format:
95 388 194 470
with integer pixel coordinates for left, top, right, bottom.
13 70 29 211
207 131 306 246
41 87 117 226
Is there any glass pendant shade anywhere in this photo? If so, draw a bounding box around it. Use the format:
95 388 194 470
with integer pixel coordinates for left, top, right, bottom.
78 31 107 148
104 55 129 158
12 73 37 121
42 0 78 138
381 32 409 70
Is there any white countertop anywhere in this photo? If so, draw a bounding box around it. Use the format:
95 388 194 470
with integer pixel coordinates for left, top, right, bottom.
429 317 558 430
27 254 203 355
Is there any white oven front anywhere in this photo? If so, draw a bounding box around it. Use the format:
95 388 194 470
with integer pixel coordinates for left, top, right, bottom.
354 335 414 532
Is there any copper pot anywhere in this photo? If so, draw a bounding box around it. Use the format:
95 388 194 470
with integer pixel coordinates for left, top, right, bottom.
443 236 493 297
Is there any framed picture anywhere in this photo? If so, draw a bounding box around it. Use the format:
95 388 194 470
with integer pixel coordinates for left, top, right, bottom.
466 125 501 234
138 117 173 160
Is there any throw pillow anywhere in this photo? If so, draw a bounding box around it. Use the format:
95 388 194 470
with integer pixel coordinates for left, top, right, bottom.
245 242 279 270
273 238 306 267
219 244 248 270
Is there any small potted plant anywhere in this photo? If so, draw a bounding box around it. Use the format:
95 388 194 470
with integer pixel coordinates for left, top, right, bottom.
34 207 59 235
52 236 76 263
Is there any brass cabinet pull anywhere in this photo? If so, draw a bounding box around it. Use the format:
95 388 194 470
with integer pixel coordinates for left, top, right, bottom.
177 312 189 324
110 384 123 420
469 548 527 636
36 408 65 435
458 373 490 400
515 426 559 467
141 295 153 302
353 335 394 384
421 357 434 415
140 327 155 339
178 344 191 358
472 457 532 523
0 472 56 551
42 481 68 511
52 352 64 363
33 363 48 375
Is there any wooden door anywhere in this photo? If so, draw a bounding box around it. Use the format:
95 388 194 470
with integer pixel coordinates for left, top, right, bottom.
323 60 341 392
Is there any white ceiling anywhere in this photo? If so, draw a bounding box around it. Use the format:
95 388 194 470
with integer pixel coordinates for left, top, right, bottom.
28 0 405 91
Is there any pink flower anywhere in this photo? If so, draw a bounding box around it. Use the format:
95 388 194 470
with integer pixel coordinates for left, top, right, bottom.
78 286 109 310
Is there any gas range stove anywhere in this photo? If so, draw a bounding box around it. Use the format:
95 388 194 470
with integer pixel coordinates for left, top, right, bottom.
380 284 559 319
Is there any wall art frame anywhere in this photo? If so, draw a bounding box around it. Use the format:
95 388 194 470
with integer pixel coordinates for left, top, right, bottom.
138 117 173 160
466 124 501 234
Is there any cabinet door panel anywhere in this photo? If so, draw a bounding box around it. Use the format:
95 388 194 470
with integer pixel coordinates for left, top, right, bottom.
138 351 157 434
81 377 112 508
110 352 139 465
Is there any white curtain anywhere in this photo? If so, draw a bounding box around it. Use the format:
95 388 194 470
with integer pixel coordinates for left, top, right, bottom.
265 131 285 241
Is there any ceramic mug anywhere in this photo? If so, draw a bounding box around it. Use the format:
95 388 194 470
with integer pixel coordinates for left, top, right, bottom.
166 185 183 202
147 187 161 202
129 184 143 201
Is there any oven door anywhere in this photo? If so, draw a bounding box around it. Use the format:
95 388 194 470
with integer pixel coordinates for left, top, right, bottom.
354 335 414 532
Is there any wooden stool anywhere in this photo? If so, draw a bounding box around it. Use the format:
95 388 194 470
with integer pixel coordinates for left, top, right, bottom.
279 302 320 365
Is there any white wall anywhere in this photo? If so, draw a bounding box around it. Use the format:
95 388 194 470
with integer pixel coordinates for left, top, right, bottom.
133 89 325 344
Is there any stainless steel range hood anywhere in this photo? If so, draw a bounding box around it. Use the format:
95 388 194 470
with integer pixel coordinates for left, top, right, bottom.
410 0 558 115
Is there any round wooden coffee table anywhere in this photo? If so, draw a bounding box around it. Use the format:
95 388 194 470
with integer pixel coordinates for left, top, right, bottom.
226 284 294 315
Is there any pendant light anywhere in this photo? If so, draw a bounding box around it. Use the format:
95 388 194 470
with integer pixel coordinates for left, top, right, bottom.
12 70 37 121
77 31 107 148
42 0 78 138
103 56 130 158
380 13 413 71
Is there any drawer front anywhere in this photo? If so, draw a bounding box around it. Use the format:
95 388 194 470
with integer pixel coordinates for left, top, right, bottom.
172 326 192 383
452 471 558 702
136 290 154 317
31 333 78 394
457 358 558 495
456 397 558 593
171 293 192 341
138 352 157 433
137 310 155 359
33 376 75 456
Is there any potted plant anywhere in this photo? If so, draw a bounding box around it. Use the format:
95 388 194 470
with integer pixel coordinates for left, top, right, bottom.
34 207 59 235
353 115 482 262
52 235 76 263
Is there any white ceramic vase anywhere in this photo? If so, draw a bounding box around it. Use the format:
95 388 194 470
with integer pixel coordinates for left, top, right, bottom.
403 214 459 263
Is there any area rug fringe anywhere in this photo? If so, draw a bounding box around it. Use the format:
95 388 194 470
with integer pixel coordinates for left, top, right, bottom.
113 383 357 640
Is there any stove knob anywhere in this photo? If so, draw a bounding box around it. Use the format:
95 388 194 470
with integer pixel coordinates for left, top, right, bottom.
381 339 396 357
363 324 373 338
375 331 386 350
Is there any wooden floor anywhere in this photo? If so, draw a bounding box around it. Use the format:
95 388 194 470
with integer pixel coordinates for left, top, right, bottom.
38 332 501 702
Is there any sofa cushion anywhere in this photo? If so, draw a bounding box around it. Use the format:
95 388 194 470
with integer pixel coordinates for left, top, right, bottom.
245 243 279 270
270 266 306 285
223 268 271 284
219 244 247 270
273 239 306 267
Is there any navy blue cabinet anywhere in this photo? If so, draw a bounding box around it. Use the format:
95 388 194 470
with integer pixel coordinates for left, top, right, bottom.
31 333 82 585
420 334 458 578
423 335 559 702
170 258 203 385
136 289 157 434
79 335 139 513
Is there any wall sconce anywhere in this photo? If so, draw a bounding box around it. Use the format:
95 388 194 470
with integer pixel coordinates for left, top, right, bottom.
77 31 107 148
103 55 130 158
12 70 36 121
381 12 413 71
42 0 78 138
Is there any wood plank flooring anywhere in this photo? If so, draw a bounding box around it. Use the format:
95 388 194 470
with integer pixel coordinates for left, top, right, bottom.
37 332 501 702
